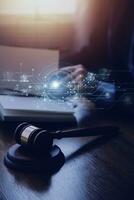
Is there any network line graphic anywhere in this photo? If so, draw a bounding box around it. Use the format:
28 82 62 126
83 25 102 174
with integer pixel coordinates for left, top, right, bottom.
0 64 134 110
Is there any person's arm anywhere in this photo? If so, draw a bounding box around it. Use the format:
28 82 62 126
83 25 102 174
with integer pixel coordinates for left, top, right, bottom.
61 64 116 109
58 63 134 127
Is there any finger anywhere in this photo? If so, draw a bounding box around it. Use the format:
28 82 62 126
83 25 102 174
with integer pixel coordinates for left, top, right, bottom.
71 66 87 81
60 64 84 73
58 66 85 83
58 65 79 82
58 65 86 85
72 70 86 87
75 74 85 83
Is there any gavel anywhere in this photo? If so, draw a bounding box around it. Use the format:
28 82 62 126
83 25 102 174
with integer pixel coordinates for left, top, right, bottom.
4 123 119 172
15 122 119 153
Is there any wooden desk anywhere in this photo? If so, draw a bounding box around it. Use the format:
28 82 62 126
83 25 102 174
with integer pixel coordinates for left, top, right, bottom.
0 119 134 200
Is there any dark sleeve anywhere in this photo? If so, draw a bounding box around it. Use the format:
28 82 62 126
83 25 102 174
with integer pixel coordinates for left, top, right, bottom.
82 70 134 114
92 81 134 116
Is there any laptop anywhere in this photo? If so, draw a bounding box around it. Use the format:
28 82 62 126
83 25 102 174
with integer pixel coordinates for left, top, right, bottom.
0 45 74 123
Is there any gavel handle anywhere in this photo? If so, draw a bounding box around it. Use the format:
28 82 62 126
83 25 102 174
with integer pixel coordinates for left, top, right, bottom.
52 126 119 139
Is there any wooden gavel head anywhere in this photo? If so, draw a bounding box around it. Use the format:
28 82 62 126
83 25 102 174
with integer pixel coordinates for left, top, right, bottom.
14 123 53 154
5 123 66 172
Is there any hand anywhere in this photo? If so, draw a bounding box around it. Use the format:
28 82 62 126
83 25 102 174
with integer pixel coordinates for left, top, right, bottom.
70 97 96 127
60 64 87 84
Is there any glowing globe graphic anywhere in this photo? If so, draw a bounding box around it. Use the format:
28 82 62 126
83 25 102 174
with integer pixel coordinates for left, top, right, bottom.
43 70 77 100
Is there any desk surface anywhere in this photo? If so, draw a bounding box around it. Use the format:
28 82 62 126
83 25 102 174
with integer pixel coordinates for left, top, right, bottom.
0 119 134 200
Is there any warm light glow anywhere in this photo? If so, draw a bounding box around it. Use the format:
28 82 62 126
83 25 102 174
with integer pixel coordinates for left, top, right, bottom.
0 0 76 15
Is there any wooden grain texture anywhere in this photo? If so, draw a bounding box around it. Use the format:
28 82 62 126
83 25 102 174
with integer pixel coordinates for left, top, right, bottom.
0 119 134 200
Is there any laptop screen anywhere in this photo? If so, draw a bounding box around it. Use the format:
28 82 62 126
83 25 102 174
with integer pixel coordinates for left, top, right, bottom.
0 45 59 95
